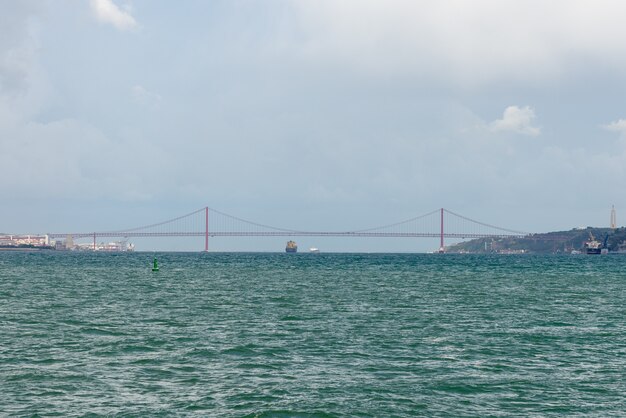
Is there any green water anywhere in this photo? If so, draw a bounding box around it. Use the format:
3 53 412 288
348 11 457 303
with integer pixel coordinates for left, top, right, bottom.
1 252 625 416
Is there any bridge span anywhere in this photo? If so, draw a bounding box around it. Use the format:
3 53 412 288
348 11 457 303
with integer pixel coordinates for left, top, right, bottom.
48 207 528 252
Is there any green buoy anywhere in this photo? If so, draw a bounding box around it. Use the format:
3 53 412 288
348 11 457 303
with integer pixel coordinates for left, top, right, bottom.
152 257 159 272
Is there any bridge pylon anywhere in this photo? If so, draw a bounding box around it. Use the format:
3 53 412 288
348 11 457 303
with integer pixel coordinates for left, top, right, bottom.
205 206 209 252
438 208 445 253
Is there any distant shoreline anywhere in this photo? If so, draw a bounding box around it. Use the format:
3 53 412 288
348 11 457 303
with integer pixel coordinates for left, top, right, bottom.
0 246 54 252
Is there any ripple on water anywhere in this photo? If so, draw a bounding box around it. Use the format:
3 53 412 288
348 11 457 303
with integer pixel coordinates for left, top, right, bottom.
1 252 626 416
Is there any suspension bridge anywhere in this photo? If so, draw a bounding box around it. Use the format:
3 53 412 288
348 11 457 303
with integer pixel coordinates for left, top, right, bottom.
48 207 528 252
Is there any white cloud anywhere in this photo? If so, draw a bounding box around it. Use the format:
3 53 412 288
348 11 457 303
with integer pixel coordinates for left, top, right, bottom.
131 85 162 109
0 113 173 203
603 119 626 135
90 0 137 31
0 5 50 126
490 106 540 136
287 0 626 84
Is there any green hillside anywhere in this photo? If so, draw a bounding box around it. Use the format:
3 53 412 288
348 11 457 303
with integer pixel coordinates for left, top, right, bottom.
448 227 626 254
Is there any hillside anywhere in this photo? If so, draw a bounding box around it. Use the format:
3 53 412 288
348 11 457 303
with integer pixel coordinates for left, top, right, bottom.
447 227 626 254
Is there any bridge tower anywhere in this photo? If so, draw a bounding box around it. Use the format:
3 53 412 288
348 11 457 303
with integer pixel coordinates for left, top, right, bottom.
439 208 445 253
205 206 209 252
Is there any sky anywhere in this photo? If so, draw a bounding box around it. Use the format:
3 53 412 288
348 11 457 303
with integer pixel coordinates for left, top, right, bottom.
2 0 626 252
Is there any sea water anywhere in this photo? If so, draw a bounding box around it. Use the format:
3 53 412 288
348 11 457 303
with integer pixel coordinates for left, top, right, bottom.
1 251 625 416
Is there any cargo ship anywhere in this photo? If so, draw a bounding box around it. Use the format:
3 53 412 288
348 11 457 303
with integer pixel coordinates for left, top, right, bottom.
285 241 298 253
584 232 603 255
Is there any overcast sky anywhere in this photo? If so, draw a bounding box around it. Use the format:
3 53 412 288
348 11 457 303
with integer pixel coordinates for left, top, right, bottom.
2 0 626 252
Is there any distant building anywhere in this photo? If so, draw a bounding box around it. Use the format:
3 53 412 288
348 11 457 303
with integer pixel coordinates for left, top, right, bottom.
0 234 49 247
69 239 134 252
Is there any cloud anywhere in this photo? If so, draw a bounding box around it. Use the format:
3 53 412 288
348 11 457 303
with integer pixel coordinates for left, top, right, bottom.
90 0 137 31
490 106 540 136
0 113 173 203
287 1 626 84
603 119 626 135
131 85 162 109
0 4 50 128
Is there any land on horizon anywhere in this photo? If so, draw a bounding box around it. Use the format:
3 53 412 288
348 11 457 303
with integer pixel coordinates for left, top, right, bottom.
2 224 624 254
448 226 626 254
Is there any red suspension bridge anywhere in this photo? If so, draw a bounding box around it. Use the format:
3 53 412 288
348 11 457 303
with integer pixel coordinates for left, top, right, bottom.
48 207 528 252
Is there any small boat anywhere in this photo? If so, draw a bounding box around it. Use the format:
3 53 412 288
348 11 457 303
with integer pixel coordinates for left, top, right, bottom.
309 247 320 254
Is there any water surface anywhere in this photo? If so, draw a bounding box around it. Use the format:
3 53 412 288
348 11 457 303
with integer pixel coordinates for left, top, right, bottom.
1 252 625 416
